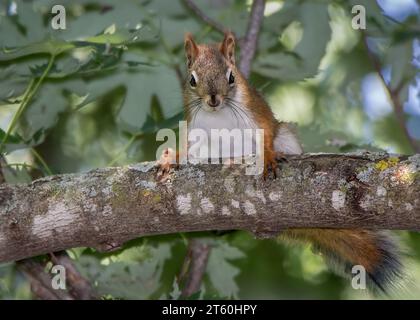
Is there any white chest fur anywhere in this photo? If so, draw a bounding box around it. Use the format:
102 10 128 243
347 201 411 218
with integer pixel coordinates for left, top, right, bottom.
188 97 258 159
190 104 256 131
186 94 303 159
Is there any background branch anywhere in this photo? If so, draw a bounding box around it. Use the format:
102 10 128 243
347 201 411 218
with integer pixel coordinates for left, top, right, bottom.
239 0 266 78
1 152 419 264
362 33 420 153
0 157 5 184
180 239 211 298
50 252 97 300
184 0 227 34
16 259 75 300
182 0 266 78
16 253 97 300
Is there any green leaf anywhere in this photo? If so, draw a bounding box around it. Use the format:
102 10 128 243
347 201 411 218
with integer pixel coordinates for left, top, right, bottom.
0 128 26 152
347 0 391 36
0 24 149 62
386 40 416 90
254 1 331 81
0 128 23 144
75 243 173 299
0 65 31 103
3 164 32 184
0 39 75 61
150 94 165 123
0 126 48 153
72 61 182 132
206 241 244 299
83 26 145 45
168 280 182 300
373 115 414 154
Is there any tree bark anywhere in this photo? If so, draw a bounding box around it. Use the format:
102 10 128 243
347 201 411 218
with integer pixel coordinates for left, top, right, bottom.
1 152 419 263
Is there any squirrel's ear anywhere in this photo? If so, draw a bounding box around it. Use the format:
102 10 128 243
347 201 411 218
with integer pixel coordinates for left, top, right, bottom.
184 33 199 68
219 31 235 65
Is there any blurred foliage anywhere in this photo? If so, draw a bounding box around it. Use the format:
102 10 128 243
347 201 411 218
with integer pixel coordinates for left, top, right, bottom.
0 0 419 299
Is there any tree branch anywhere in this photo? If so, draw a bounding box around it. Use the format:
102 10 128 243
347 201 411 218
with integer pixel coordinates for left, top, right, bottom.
0 156 96 299
0 156 64 300
239 0 266 78
1 152 419 263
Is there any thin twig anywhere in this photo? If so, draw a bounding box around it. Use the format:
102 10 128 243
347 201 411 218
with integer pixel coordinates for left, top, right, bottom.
362 33 420 153
0 156 6 184
183 0 227 34
0 54 55 153
31 148 53 176
239 0 266 78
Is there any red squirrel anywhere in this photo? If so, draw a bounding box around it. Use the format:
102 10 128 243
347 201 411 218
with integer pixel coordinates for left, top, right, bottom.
159 32 403 292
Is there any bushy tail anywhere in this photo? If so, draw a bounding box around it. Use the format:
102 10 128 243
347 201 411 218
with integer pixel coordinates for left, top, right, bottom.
281 229 403 293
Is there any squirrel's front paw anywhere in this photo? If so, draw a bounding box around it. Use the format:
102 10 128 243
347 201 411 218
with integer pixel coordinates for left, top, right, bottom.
275 151 289 163
156 148 178 182
264 150 278 180
263 151 289 179
264 151 288 180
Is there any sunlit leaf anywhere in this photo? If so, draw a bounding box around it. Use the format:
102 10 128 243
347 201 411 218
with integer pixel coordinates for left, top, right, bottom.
254 1 331 80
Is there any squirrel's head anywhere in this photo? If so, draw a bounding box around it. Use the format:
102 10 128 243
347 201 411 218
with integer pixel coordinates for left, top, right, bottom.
184 32 239 112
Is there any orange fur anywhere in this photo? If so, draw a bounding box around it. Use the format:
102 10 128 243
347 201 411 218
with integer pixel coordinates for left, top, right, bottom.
281 229 382 273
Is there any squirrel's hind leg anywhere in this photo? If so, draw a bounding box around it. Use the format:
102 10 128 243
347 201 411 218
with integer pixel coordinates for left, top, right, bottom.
273 122 303 155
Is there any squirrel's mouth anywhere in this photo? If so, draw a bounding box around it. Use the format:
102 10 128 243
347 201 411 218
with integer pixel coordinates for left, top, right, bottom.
202 103 224 113
204 94 223 109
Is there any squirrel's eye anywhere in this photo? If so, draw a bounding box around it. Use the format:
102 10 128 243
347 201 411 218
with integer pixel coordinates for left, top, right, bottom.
228 72 235 85
190 74 197 87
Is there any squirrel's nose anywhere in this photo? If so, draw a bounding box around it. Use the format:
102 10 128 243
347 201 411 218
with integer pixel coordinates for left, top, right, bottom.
207 95 221 107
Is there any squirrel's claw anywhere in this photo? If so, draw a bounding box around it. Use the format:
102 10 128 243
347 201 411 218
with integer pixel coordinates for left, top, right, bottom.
263 151 278 180
275 151 289 163
263 150 290 179
156 148 177 182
